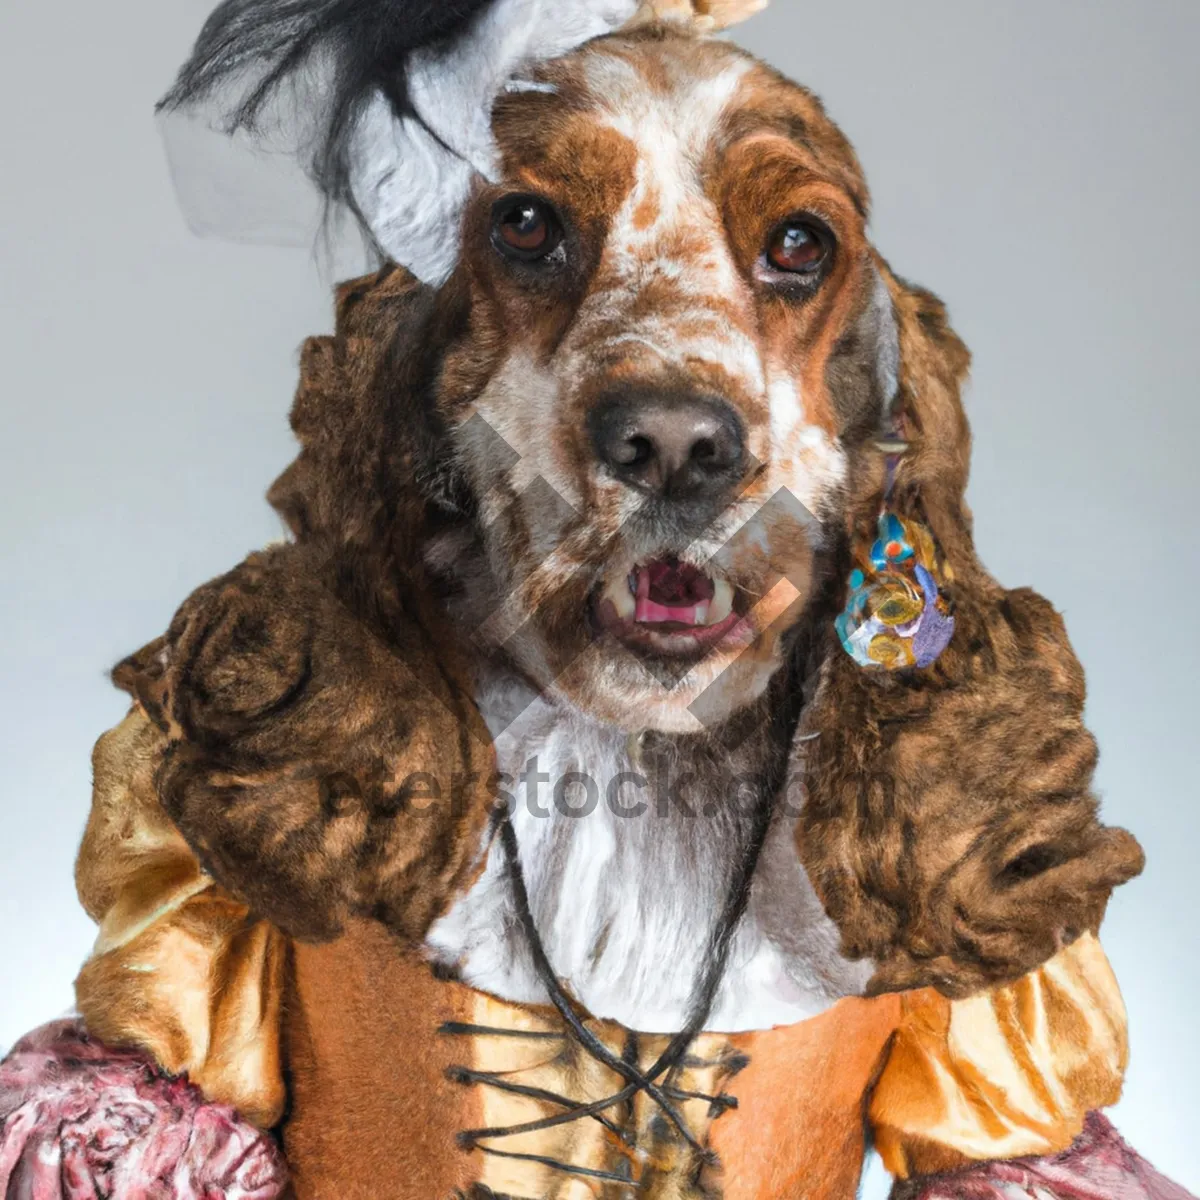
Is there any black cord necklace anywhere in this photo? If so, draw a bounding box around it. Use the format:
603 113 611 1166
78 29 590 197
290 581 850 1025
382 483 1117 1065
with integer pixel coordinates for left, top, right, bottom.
453 768 778 1170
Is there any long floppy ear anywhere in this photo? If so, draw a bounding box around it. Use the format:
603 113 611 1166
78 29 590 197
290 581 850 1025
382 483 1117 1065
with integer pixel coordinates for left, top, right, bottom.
266 262 467 549
112 542 495 945
840 256 976 577
794 263 1144 999
112 267 494 946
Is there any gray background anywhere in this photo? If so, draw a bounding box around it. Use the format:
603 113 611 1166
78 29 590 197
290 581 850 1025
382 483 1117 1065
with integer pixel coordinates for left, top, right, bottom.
1 1 1196 1194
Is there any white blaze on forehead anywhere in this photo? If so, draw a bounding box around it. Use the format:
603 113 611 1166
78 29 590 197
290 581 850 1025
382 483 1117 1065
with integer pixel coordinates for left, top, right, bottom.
591 55 750 289
581 49 752 164
575 53 762 386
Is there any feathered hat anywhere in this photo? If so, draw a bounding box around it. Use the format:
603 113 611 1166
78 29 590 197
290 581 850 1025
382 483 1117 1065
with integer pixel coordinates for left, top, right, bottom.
159 0 768 282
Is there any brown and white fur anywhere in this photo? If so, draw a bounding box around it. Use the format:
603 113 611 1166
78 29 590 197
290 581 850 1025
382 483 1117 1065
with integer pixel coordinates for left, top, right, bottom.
434 30 894 732
398 29 899 1030
92 24 1149 1199
118 21 1139 1056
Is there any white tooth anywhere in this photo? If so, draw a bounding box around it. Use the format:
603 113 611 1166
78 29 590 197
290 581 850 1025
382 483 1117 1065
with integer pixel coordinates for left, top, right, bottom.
706 579 734 625
693 603 709 626
605 574 636 619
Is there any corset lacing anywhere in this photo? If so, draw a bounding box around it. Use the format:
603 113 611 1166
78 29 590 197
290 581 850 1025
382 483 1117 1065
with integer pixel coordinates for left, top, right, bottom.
445 794 775 1192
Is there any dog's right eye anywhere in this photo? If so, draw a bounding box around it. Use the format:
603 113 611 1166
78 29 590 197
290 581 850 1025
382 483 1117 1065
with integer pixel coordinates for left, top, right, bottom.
764 217 833 276
491 195 563 263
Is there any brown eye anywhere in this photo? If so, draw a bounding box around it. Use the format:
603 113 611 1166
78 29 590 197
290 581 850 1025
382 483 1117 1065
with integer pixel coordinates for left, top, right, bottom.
492 195 562 262
766 218 832 275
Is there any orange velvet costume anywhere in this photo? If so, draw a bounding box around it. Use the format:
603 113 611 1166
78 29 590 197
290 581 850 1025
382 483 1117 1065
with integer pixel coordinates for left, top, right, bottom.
74 707 1127 1199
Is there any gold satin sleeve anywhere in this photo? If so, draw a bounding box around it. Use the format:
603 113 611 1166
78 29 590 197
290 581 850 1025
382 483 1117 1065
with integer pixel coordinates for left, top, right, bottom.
870 932 1128 1178
73 707 288 1128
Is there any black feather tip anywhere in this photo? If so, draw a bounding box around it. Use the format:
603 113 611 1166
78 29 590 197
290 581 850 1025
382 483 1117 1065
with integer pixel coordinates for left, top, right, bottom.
159 0 496 205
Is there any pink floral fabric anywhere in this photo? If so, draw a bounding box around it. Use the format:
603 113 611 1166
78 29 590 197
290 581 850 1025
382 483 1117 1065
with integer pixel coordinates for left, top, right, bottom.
896 1111 1196 1200
0 1020 286 1199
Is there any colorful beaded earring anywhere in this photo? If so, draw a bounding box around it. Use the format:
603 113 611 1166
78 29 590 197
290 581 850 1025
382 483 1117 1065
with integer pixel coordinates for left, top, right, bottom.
835 420 956 670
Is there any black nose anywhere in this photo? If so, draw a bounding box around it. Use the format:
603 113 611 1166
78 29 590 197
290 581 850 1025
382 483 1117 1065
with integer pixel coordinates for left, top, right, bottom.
588 392 746 500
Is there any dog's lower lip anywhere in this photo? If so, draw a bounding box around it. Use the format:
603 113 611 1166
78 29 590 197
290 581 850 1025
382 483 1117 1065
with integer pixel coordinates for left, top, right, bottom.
593 559 753 654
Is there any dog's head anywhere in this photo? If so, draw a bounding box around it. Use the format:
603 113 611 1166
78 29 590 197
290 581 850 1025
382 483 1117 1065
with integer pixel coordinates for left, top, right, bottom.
412 27 958 732
169 10 971 735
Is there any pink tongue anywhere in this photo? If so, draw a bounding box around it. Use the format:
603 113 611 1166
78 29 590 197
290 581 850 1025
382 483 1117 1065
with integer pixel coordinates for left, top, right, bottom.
635 568 706 626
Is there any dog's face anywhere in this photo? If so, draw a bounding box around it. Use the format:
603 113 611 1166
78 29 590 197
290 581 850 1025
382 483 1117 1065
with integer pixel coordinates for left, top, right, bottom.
430 28 901 732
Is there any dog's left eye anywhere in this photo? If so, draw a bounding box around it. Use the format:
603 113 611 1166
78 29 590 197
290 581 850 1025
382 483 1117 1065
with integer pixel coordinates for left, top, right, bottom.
765 218 833 275
491 195 562 262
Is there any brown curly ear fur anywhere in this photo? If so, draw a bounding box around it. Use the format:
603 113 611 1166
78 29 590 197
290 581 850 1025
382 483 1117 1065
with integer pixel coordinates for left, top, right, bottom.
795 263 1143 998
266 263 463 549
112 267 494 945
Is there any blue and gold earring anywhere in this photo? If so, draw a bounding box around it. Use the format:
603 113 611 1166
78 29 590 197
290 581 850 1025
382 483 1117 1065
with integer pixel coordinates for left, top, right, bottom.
835 420 955 670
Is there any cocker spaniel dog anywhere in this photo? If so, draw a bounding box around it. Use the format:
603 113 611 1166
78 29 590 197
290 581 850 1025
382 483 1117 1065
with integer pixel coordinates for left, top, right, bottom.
68 4 1147 1197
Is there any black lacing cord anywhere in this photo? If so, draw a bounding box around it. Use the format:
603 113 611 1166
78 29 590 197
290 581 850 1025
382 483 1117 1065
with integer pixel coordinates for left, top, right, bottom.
445 1065 630 1142
440 1023 562 1040
470 1146 633 1186
454 778 777 1169
661 1085 738 1117
457 814 704 1156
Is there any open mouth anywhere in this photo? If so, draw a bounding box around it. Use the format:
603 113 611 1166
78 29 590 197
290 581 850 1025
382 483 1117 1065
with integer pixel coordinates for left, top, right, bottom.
593 557 753 656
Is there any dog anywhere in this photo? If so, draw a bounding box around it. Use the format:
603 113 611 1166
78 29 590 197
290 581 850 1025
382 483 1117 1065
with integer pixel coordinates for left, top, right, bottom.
94 17 1142 1197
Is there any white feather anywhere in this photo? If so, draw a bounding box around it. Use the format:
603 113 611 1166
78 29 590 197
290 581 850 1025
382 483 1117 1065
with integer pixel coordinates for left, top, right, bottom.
349 0 642 281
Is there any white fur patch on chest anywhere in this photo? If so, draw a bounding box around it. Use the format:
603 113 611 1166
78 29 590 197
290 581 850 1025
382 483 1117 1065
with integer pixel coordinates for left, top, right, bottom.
425 670 870 1034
